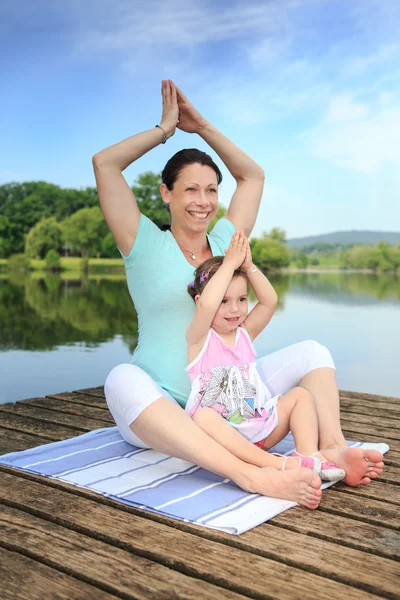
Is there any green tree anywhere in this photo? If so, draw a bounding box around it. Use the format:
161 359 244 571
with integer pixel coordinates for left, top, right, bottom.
25 217 63 259
250 238 290 270
101 232 120 258
0 181 99 257
8 254 31 272
296 251 308 269
388 245 400 271
267 227 287 243
0 215 14 257
132 172 170 228
44 250 62 271
61 206 108 257
209 205 227 232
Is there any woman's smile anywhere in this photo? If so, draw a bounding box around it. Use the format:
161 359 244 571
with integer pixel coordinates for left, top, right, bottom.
187 210 211 220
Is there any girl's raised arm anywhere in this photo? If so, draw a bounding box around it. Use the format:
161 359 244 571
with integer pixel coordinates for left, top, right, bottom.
175 86 264 238
242 239 278 340
92 81 178 256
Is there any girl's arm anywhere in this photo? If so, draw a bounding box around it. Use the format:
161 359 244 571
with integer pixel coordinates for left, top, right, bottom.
92 81 178 257
186 232 246 348
176 87 264 238
242 240 278 340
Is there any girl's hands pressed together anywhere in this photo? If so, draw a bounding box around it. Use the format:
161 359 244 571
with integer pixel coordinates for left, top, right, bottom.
175 84 209 133
241 236 254 272
224 230 247 270
159 80 179 138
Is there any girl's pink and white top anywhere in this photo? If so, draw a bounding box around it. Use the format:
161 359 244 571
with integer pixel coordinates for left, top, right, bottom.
185 326 280 445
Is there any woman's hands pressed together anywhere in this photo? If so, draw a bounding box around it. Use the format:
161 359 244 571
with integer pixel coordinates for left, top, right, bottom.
159 80 179 139
175 84 209 134
159 79 209 139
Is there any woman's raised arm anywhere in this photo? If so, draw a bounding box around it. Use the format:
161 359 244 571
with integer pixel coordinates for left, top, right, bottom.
176 85 264 237
92 81 178 256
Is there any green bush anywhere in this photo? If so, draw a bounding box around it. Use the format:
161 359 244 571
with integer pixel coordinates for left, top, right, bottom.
8 254 31 272
44 249 62 271
101 232 120 258
250 238 290 271
80 257 89 273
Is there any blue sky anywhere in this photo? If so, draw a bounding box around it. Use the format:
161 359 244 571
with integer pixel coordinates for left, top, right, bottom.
1 0 399 238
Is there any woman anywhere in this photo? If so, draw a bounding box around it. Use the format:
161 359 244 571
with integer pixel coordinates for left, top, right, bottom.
93 80 383 507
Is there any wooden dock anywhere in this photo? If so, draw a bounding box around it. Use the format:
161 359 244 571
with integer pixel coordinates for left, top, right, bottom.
0 388 399 600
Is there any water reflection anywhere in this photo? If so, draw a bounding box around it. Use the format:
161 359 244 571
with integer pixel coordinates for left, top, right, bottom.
271 272 400 306
0 274 138 352
0 272 398 353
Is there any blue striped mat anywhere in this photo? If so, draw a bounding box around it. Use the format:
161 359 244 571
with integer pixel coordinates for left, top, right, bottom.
0 427 389 534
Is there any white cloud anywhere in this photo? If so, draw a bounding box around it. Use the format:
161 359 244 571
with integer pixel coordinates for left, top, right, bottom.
303 95 400 173
72 0 299 55
325 94 368 122
344 44 399 77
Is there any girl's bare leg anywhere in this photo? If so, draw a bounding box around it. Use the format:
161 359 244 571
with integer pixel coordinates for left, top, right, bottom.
131 397 322 508
192 407 309 471
300 368 384 485
261 387 320 456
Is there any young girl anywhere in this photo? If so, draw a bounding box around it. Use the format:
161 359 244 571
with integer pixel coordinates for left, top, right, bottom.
185 230 345 482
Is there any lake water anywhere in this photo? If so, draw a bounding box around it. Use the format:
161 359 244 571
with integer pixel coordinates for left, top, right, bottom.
0 272 399 404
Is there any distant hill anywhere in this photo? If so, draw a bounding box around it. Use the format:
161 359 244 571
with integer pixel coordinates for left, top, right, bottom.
286 231 400 249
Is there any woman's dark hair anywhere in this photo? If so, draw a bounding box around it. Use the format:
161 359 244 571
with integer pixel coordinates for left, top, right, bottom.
187 256 246 301
162 149 223 190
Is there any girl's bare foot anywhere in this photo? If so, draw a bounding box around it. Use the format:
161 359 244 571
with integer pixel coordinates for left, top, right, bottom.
319 447 384 486
244 466 322 509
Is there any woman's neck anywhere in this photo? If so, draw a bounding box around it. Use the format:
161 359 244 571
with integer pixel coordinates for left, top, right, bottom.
170 225 208 253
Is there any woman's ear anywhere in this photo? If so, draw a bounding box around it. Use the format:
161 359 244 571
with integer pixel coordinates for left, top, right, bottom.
195 294 200 304
160 183 170 205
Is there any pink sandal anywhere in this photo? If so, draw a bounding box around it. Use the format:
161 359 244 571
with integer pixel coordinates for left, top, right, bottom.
274 452 321 473
292 451 346 481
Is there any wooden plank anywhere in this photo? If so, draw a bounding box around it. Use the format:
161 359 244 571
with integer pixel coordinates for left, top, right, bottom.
0 403 113 432
0 473 390 600
383 450 400 468
377 464 400 485
2 464 399 564
318 489 399 529
340 418 399 441
340 390 400 403
0 428 52 455
48 392 108 409
1 504 248 600
340 411 400 430
0 547 118 600
73 386 105 398
271 508 400 560
341 397 400 413
21 396 114 422
332 480 400 505
340 400 400 419
239 524 400 598
342 428 399 451
0 412 85 441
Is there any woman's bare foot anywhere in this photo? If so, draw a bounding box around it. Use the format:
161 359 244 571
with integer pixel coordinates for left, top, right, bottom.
243 466 322 509
320 447 384 486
